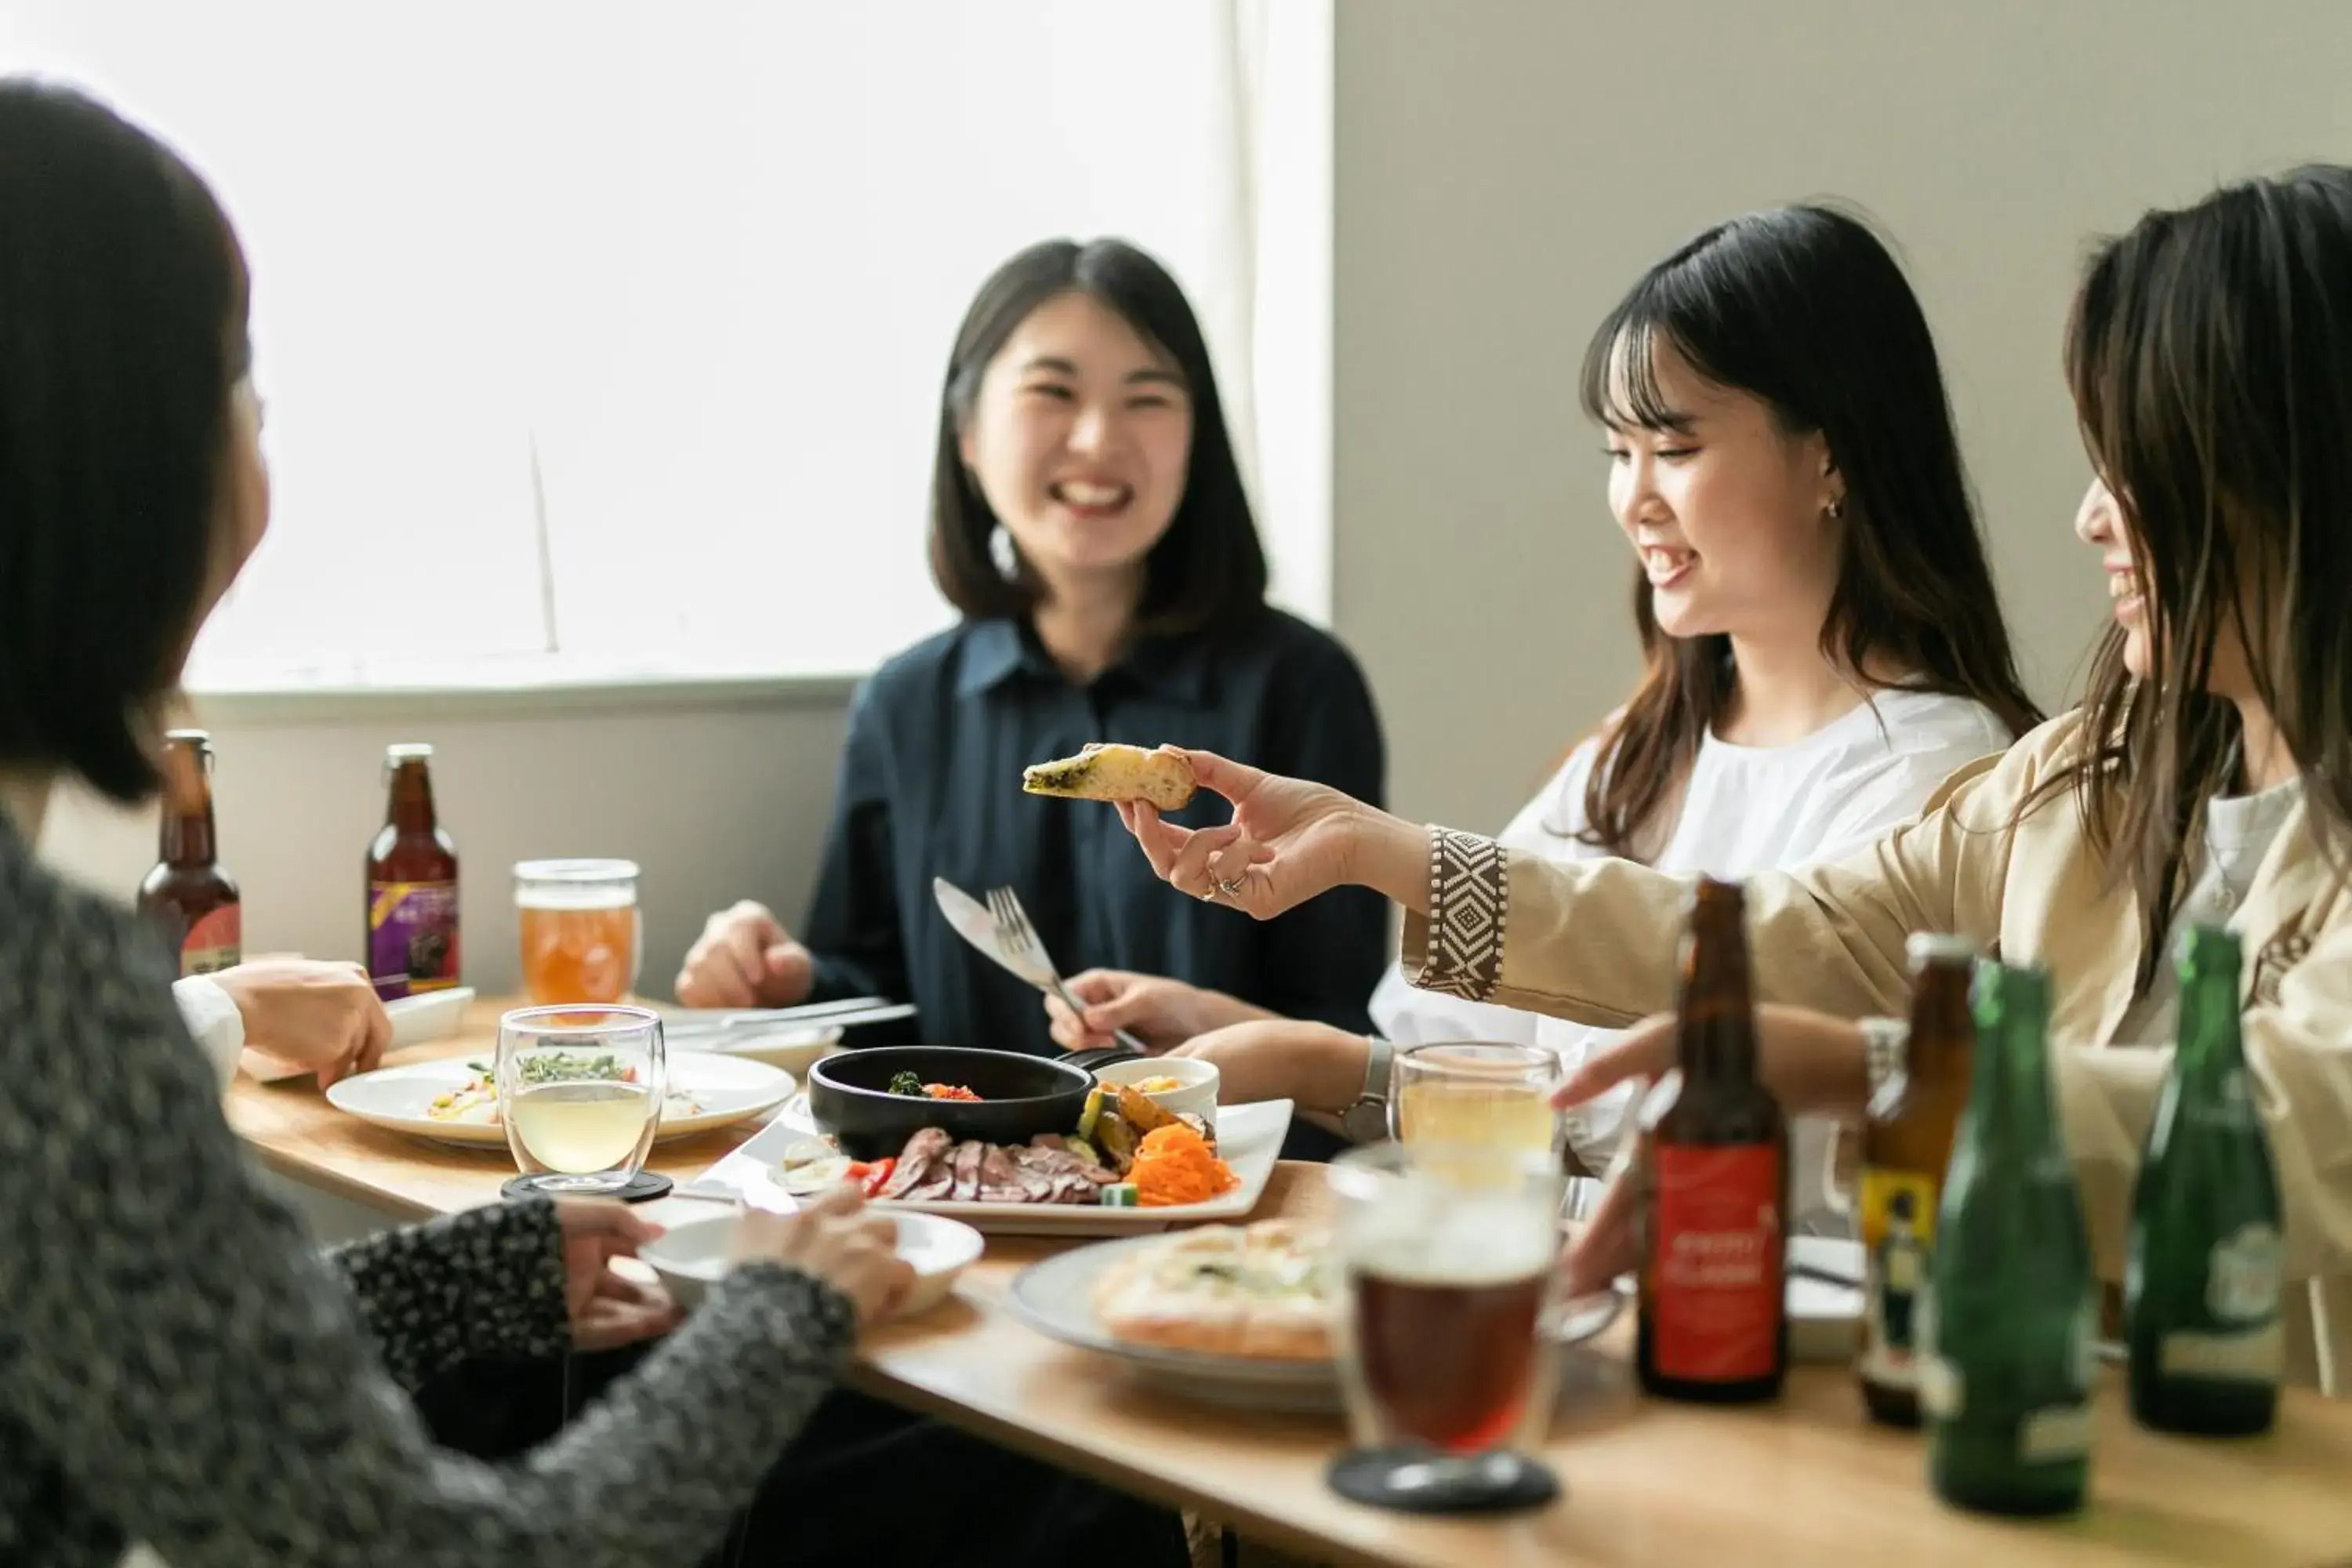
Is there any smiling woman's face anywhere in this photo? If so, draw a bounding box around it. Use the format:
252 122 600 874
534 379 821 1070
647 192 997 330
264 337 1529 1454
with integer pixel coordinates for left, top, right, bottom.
1601 336 1845 648
2074 476 2151 677
957 289 1192 596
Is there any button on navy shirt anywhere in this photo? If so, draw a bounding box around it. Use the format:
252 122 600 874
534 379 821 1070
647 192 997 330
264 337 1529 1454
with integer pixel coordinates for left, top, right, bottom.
800 609 1388 1055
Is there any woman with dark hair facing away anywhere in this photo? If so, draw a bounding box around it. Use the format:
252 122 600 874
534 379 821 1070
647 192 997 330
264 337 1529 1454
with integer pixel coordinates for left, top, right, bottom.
674 238 1387 1054
0 81 1185 1567
1115 169 2352 1393
1047 205 2035 1232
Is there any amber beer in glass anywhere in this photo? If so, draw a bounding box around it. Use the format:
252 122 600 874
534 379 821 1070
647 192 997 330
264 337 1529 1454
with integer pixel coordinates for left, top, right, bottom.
1328 1142 1563 1510
366 743 460 1000
1637 876 1789 1403
514 859 641 1005
136 730 242 976
1857 932 1977 1426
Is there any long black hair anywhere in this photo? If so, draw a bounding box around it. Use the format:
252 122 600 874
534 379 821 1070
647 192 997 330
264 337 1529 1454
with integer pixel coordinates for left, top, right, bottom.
927 238 1267 638
2052 165 2352 990
0 80 251 804
1573 205 2040 858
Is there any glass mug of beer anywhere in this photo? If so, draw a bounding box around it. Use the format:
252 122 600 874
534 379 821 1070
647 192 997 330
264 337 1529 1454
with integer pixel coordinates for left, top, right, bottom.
496 1004 666 1197
514 859 641 1006
1325 1141 1566 1512
1390 1042 1563 1156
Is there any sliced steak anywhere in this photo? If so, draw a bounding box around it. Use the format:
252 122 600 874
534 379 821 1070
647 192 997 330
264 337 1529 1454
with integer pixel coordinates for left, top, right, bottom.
1007 1148 1060 1203
1013 1138 1117 1203
878 1128 952 1200
949 1138 987 1202
977 1142 1029 1203
906 1160 958 1200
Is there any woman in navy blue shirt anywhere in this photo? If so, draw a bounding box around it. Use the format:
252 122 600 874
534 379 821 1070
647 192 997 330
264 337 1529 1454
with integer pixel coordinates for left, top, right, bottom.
676 238 1386 1054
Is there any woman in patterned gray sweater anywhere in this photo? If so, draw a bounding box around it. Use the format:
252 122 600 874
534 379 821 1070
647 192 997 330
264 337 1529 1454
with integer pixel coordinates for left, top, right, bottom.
0 79 922 1567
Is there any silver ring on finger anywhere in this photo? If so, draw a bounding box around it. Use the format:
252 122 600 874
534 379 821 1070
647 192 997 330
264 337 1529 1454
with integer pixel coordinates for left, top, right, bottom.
1214 874 1247 900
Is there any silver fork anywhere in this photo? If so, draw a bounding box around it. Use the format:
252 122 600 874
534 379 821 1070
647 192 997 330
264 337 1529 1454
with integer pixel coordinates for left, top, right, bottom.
985 884 1152 1056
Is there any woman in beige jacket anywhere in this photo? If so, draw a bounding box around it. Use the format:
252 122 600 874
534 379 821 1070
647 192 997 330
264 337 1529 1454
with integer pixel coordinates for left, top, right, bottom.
1112 166 2352 1395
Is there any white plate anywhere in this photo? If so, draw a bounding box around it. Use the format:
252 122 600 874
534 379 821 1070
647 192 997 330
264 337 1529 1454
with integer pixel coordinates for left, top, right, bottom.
325 1051 796 1147
689 1024 844 1078
642 1209 982 1319
1789 1235 1865 1363
691 1095 1296 1236
1005 1232 1624 1413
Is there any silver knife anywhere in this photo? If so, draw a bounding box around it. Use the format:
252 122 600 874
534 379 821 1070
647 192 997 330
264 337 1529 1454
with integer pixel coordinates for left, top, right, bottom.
931 877 1149 1054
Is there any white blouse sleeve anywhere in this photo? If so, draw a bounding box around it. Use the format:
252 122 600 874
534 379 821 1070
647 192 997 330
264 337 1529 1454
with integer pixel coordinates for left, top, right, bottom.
172 974 246 1091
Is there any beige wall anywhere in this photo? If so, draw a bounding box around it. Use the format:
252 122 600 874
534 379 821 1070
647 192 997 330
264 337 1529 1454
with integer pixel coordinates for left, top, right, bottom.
1331 0 2352 835
40 691 849 996
36 2 2352 980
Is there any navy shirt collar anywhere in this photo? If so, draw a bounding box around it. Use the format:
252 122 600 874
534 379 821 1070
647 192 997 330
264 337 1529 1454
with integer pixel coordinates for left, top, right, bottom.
954 617 1212 707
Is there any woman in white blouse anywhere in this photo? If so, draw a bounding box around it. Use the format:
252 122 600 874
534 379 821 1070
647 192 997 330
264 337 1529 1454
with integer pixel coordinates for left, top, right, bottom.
1048 203 2036 1222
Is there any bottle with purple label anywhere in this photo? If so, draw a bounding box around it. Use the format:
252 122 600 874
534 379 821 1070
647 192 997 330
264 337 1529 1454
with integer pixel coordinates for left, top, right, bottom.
367 742 460 1000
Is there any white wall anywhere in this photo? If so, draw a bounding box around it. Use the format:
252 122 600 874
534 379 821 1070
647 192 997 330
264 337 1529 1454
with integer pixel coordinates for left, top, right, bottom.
1330 0 2352 835
35 2 2352 975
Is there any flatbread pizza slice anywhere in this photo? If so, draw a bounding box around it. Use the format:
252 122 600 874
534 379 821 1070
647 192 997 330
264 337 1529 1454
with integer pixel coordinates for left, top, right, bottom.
1091 1221 1332 1361
1021 742 1196 811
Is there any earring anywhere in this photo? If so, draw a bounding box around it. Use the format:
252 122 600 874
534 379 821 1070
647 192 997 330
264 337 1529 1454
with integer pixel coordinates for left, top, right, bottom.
989 524 1019 578
1827 498 1846 521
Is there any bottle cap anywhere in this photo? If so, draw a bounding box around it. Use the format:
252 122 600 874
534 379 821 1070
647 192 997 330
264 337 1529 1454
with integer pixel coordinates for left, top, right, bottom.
386 742 435 763
2177 923 2241 969
1906 931 1976 967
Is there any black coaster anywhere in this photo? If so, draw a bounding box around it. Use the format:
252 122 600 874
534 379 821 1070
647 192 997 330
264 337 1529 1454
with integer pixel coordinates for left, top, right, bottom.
1327 1446 1560 1514
501 1171 673 1204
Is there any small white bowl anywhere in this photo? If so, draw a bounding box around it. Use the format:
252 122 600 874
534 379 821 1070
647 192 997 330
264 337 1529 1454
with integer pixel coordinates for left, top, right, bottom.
1092 1054 1220 1125
699 1024 845 1079
641 1207 983 1318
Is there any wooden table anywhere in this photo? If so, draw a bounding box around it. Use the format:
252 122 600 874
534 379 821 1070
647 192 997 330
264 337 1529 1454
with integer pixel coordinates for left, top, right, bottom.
227 1003 2352 1567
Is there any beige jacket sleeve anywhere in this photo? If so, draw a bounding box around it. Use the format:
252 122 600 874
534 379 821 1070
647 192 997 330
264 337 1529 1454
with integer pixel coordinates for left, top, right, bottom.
1399 737 2027 1027
1400 713 2352 1289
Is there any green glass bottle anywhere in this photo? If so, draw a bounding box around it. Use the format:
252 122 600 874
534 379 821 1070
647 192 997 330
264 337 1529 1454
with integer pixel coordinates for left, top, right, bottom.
2125 925 2284 1436
1921 961 2095 1517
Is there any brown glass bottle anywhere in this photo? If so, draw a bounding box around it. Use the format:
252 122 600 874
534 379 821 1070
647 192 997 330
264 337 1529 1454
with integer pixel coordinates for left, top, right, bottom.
136 731 242 977
1857 932 1977 1426
1637 876 1790 1403
365 742 460 1000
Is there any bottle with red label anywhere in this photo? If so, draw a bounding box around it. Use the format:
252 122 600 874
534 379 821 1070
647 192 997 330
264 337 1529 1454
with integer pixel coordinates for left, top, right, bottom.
136 730 243 977
1636 875 1789 1403
367 742 460 1000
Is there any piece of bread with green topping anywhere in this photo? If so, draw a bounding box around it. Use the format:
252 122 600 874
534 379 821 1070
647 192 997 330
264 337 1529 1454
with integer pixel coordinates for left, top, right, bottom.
1021 743 1196 811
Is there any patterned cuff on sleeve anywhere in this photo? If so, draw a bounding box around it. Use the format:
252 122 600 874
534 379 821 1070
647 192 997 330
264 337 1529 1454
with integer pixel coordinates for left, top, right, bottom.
1410 827 1510 1003
1858 1015 1910 1113
330 1199 571 1387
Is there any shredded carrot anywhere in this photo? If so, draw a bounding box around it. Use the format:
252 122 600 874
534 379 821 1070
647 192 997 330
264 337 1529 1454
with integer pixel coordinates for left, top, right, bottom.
1131 1123 1238 1207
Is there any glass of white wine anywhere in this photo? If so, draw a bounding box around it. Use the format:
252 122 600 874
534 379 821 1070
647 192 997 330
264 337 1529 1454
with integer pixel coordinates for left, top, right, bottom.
496 1004 666 1196
1390 1043 1562 1158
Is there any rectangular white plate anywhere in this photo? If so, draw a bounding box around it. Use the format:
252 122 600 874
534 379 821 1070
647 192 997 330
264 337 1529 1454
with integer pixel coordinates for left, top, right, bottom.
692 1097 1295 1236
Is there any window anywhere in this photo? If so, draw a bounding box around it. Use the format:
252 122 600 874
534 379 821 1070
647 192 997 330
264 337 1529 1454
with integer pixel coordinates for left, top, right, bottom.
3 1 1330 690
